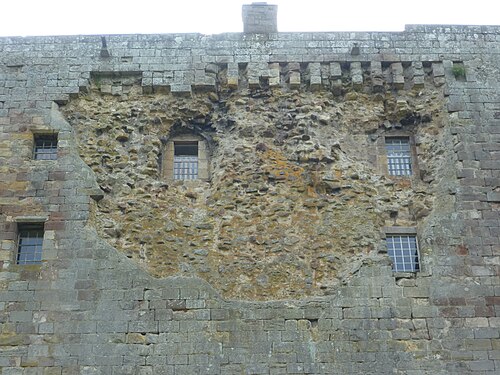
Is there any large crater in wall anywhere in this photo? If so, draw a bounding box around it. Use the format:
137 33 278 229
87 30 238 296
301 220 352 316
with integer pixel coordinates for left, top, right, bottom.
62 76 448 300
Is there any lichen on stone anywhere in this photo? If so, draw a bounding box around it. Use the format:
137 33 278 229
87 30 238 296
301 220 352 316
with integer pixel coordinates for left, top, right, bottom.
63 77 448 300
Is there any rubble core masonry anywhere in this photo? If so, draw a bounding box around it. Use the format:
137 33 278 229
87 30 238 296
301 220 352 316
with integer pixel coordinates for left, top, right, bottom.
0 4 499 374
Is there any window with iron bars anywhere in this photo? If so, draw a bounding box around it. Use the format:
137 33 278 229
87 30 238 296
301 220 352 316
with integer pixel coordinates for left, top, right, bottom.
386 234 420 272
34 134 58 160
17 223 44 265
173 141 198 180
385 137 412 176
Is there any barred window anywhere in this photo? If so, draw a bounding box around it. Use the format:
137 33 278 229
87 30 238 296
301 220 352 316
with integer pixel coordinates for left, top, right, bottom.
386 234 419 272
385 137 411 176
174 141 198 180
34 134 58 160
17 224 44 265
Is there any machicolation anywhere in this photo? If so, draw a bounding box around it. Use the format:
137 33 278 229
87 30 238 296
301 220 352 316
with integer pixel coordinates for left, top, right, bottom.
0 3 499 374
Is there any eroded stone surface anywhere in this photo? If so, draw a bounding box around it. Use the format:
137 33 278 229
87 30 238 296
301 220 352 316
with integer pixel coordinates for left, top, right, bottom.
1 24 500 374
63 76 448 300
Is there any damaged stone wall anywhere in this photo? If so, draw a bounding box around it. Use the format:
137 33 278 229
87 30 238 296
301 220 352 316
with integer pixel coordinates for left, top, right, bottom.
63 69 447 300
1 25 499 374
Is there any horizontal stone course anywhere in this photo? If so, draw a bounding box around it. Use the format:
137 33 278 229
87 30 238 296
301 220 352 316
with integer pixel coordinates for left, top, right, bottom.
1 12 500 375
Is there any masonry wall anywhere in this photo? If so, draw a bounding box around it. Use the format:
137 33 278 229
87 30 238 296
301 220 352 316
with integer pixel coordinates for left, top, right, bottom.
0 25 499 374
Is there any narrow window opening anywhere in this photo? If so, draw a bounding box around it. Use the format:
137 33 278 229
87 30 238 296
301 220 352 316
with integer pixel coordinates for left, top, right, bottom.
386 234 420 272
385 137 412 176
174 141 198 180
17 223 44 265
34 134 58 160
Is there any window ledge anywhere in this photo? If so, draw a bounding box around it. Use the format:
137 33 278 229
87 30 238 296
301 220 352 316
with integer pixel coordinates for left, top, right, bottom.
11 263 43 270
383 226 417 235
393 271 418 278
14 216 48 223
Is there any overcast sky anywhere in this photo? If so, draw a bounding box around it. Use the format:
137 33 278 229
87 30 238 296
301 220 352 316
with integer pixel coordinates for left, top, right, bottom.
1 0 498 37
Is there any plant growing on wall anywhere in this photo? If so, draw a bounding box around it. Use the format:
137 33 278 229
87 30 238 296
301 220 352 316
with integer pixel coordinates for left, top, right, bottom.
452 64 466 80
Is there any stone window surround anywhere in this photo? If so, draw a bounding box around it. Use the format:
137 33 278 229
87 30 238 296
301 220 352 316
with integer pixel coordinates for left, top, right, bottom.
32 131 58 160
376 131 419 179
14 216 48 266
383 226 421 274
161 134 210 181
385 137 412 176
173 141 199 180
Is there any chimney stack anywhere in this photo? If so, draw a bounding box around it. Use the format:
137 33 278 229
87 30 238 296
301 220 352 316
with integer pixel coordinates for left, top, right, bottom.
242 3 278 33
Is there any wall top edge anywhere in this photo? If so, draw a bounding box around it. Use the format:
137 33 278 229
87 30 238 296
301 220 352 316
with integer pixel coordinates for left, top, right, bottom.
0 24 499 44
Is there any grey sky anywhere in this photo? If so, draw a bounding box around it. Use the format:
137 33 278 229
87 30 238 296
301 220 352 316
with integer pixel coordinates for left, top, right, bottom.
1 0 498 37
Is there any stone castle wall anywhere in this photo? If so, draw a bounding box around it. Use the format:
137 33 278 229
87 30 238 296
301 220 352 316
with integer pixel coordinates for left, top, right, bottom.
0 23 499 374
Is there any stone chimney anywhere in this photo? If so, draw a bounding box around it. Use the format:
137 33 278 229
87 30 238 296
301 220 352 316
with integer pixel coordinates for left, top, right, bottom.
242 3 278 33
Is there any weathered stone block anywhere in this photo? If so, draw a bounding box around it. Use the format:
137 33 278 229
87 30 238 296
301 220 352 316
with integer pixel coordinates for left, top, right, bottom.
1 12 500 375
